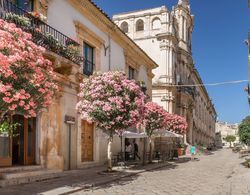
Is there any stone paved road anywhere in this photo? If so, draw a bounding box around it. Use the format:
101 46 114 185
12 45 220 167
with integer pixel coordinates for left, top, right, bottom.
78 149 250 195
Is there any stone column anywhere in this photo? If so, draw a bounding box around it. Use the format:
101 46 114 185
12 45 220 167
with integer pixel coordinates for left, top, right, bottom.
179 15 183 40
159 41 169 83
184 18 187 42
39 94 64 170
129 18 135 39
145 16 150 37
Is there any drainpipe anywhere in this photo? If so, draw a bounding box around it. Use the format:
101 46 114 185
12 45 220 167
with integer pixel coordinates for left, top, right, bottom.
68 124 72 170
65 115 76 170
108 35 111 71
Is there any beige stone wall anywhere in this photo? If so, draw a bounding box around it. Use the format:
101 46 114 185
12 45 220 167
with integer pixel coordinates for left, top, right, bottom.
33 0 157 170
216 122 239 147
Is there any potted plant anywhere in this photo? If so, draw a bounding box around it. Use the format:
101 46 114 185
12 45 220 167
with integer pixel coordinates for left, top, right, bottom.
65 38 79 47
244 158 250 168
5 13 31 28
177 142 185 156
29 11 47 23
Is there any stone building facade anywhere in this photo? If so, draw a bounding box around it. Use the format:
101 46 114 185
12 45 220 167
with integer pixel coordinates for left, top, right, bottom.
0 0 157 170
113 0 217 146
216 122 239 148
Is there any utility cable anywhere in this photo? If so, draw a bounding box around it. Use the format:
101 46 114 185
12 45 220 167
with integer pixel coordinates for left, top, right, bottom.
162 79 249 87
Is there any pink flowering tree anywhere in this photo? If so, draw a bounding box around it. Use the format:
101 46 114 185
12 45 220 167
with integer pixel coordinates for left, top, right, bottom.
140 102 167 162
76 71 145 171
165 114 188 135
0 19 57 129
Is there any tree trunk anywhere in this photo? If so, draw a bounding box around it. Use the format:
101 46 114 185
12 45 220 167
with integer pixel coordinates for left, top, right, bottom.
149 136 152 163
0 111 9 123
107 136 113 171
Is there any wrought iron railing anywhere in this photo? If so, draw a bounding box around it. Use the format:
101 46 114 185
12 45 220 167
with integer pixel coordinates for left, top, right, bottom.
83 59 95 76
0 0 83 66
177 85 196 99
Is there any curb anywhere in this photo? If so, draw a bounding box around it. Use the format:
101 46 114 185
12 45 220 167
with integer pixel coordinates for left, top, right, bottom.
60 162 172 195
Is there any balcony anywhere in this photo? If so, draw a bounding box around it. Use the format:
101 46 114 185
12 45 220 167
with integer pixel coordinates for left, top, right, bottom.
177 86 196 99
0 0 83 66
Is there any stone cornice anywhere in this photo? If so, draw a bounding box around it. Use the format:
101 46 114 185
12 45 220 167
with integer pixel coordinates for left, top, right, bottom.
67 0 158 70
156 32 178 44
74 21 104 47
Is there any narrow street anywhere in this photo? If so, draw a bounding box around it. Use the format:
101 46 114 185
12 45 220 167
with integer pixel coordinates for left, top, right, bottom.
80 149 250 195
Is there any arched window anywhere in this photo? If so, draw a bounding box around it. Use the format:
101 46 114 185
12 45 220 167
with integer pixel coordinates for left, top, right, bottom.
120 21 128 33
136 19 144 32
152 18 161 30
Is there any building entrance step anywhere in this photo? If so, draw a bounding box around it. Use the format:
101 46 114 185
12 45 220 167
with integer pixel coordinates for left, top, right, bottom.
0 167 62 187
0 165 42 173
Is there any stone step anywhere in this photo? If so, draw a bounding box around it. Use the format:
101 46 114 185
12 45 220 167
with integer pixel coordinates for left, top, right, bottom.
0 169 62 187
0 165 42 173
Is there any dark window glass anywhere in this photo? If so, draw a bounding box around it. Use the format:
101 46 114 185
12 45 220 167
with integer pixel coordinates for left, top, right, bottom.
15 0 34 11
136 19 144 31
84 42 94 76
128 66 135 80
121 22 128 33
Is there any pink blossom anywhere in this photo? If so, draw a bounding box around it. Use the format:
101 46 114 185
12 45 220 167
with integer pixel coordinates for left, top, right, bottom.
0 19 58 117
76 71 145 133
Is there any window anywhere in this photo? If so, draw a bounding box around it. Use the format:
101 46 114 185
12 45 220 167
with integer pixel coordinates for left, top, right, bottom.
15 0 34 11
136 19 144 32
84 42 95 76
120 21 128 33
128 66 135 80
152 18 161 30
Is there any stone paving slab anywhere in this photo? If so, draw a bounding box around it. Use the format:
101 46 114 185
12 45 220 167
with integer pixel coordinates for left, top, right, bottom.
0 160 174 195
1 149 249 195
77 149 250 195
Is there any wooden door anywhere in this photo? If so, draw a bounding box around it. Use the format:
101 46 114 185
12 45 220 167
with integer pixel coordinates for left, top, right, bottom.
25 118 36 165
11 115 36 166
81 121 94 162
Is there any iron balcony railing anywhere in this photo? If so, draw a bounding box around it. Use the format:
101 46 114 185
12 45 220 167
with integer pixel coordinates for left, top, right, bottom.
83 59 95 76
0 0 83 66
177 85 196 99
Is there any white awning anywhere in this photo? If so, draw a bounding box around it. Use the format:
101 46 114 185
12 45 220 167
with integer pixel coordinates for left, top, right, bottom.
122 131 148 138
155 130 183 138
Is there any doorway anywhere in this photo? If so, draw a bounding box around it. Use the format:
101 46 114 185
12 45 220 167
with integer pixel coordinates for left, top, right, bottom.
81 120 94 162
12 115 36 165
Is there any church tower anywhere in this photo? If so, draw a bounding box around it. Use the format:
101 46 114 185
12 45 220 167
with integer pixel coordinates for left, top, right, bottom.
178 0 190 7
175 0 193 52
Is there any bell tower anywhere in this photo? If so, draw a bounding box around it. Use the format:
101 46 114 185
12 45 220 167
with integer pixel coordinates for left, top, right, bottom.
178 0 190 7
175 0 193 52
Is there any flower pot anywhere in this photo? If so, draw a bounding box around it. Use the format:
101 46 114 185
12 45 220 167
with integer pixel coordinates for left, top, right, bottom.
177 148 183 156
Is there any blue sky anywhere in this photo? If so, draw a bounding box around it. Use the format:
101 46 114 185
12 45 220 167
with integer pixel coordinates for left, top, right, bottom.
93 0 250 124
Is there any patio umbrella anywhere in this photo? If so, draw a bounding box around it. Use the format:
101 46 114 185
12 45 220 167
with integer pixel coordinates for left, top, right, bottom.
155 130 183 138
123 131 148 138
154 130 183 156
117 131 148 161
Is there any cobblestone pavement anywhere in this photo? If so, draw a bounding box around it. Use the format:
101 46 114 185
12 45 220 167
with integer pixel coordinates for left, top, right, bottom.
77 149 250 195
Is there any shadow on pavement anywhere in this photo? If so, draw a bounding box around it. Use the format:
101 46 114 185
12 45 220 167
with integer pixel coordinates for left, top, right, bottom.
86 163 178 193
